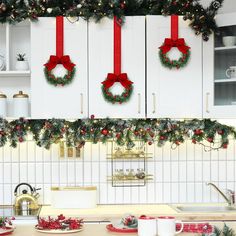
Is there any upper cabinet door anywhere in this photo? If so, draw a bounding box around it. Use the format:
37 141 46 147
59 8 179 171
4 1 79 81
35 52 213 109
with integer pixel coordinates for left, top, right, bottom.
89 17 145 118
203 13 236 118
31 17 88 119
146 16 203 118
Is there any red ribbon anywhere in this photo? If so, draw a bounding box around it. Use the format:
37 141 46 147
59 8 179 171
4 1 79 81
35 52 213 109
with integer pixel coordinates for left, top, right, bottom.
44 55 75 71
159 38 190 54
44 16 76 71
102 73 133 89
102 16 133 89
159 15 190 55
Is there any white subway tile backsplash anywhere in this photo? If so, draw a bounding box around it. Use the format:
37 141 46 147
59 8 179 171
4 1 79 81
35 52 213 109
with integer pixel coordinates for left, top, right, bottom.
211 161 218 182
0 139 235 205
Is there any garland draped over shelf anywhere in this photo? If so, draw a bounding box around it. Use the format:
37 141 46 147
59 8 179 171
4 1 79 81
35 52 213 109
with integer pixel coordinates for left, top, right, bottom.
0 118 235 151
0 0 224 41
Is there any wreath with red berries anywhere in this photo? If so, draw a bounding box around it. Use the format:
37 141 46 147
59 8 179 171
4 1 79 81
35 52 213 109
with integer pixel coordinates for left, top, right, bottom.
159 39 191 69
101 73 133 104
44 56 76 87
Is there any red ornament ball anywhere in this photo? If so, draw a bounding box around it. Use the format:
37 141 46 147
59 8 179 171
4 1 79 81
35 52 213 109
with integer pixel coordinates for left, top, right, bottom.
90 114 95 120
148 141 153 145
217 130 224 135
192 139 197 144
16 125 21 131
101 129 109 136
175 141 180 145
116 133 121 139
222 143 228 149
207 137 213 143
18 137 24 142
160 136 166 140
120 2 125 9
194 129 203 135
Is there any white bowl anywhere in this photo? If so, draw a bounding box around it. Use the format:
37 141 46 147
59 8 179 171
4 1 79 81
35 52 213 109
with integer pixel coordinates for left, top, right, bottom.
223 36 236 47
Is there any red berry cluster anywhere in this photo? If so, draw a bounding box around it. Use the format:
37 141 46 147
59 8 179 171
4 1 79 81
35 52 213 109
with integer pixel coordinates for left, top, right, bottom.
36 214 83 231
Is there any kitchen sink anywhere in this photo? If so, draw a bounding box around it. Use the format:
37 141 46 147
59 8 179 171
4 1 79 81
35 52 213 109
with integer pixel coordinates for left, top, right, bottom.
172 205 236 213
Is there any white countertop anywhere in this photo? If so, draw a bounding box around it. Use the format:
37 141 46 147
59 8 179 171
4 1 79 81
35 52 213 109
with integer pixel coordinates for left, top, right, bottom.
39 204 236 221
8 222 236 236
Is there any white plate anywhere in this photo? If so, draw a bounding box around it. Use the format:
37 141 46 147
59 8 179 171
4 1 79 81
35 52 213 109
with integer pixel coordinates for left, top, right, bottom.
0 226 15 235
35 226 84 234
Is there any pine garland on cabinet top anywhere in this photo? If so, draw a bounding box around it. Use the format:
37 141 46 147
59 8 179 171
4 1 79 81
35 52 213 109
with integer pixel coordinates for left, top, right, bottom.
0 0 224 41
0 117 235 151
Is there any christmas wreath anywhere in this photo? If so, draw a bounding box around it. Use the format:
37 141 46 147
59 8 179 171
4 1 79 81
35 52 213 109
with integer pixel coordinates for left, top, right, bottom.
159 15 191 70
101 73 133 104
44 56 76 86
159 40 191 69
44 16 76 87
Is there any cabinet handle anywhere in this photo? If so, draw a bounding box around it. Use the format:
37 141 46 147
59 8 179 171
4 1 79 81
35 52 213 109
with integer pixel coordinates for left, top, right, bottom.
80 93 83 114
152 93 156 114
206 92 210 113
138 93 141 114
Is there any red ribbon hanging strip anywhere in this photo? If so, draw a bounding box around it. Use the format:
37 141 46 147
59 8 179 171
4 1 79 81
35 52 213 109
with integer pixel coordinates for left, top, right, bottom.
56 16 64 58
102 16 133 90
114 16 121 75
44 16 75 72
171 15 179 41
159 15 190 55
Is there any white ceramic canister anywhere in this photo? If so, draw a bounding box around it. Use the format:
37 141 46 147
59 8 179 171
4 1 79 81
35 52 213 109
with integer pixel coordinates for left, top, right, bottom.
51 186 97 209
138 215 157 236
13 91 29 117
0 92 7 117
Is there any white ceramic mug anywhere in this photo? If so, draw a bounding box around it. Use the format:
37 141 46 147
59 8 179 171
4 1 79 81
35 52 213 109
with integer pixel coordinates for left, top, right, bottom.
157 216 184 236
223 36 236 47
226 66 236 78
138 215 157 236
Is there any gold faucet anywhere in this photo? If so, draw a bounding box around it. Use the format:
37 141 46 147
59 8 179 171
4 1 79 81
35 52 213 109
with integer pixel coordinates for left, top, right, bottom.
206 182 235 206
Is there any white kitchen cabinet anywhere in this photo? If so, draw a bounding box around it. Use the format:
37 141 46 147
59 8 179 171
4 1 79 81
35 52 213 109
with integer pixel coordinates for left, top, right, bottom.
0 22 31 118
31 17 88 119
203 13 236 118
146 16 203 118
88 17 146 118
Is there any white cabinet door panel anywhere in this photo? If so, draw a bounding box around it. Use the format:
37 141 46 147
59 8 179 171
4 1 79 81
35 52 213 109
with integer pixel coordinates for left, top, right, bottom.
89 17 145 118
31 17 88 119
147 16 203 118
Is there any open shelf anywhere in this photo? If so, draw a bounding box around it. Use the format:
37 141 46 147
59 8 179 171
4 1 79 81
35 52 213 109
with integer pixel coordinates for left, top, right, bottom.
215 45 236 51
0 71 30 77
215 78 236 83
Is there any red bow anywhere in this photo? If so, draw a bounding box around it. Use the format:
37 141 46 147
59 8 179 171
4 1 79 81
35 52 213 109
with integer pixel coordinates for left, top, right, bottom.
159 38 190 54
102 73 133 89
44 55 75 71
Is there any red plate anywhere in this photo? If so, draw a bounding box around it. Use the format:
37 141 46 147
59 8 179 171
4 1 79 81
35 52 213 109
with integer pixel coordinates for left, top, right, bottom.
0 227 14 235
106 224 137 234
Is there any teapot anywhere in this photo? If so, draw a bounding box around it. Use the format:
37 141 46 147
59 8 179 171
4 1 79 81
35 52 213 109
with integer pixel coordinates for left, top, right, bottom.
226 66 236 79
14 183 41 216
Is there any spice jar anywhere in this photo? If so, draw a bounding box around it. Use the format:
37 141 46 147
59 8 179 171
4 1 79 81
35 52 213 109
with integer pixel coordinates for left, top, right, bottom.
0 92 7 117
13 91 29 117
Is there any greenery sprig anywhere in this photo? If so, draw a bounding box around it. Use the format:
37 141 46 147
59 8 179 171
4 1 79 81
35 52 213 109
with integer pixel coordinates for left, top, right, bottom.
202 224 236 236
0 118 236 151
0 0 224 41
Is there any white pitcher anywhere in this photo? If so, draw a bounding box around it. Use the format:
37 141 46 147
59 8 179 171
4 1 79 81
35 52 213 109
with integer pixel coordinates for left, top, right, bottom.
226 66 236 79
